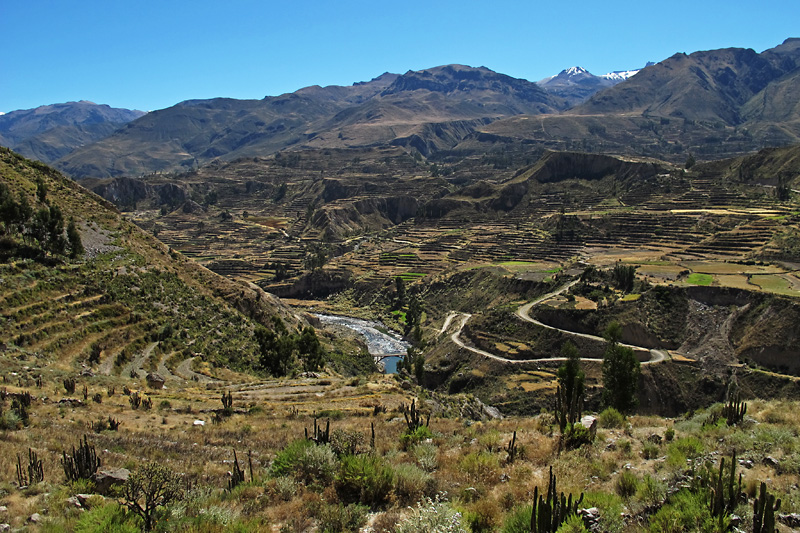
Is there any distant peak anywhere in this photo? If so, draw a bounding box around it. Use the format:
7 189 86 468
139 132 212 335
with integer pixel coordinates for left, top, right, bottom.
564 66 589 76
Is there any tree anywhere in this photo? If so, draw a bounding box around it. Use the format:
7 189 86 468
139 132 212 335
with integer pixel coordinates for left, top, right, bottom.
685 153 696 169
297 326 325 372
601 321 641 413
36 177 48 204
612 263 636 293
67 218 84 258
31 204 66 256
255 318 296 376
122 462 183 532
394 276 407 308
556 341 585 431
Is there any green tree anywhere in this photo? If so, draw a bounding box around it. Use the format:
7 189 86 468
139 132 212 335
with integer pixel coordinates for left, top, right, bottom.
394 276 407 309
31 204 66 256
601 322 641 413
297 326 325 372
255 318 296 376
612 263 636 293
122 462 184 532
67 218 84 258
36 177 48 204
556 341 585 431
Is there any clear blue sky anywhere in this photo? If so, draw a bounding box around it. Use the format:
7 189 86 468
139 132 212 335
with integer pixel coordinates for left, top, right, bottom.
1 0 797 113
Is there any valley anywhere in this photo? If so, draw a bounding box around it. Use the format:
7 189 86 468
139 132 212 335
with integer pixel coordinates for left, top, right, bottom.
3 36 800 533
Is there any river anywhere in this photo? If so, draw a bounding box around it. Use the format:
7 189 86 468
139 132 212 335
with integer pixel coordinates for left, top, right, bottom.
313 314 409 373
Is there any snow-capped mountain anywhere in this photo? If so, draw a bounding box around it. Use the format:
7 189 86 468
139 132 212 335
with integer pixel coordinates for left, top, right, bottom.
537 64 649 106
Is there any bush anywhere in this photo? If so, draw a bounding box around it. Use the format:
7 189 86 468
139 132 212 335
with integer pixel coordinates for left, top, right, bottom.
615 470 639 498
413 442 438 472
297 443 338 485
642 442 660 460
335 454 394 508
637 474 666 507
563 423 594 450
648 489 720 533
598 407 625 428
331 429 364 457
664 427 675 441
401 425 433 451
316 502 368 533
556 513 589 533
73 502 140 533
394 463 433 505
463 498 501 533
395 494 467 533
270 439 313 478
459 450 500 482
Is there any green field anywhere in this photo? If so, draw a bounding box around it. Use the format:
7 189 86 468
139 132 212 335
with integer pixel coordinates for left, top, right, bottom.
687 273 713 286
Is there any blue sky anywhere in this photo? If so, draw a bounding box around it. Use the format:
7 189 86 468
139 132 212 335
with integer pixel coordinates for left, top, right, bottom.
1 0 797 113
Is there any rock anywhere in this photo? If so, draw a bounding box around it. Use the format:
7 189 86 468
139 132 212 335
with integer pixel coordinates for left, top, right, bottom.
764 456 780 468
77 494 98 508
0 506 6 514
193 419 205 426
0 524 9 532
65 496 82 508
579 415 598 439
80 369 94 377
59 398 86 407
647 434 662 444
29 513 42 523
779 513 800 528
146 373 165 389
400 380 412 390
482 403 503 420
93 467 130 495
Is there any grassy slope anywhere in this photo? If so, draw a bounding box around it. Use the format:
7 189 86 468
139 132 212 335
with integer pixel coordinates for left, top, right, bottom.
0 147 295 377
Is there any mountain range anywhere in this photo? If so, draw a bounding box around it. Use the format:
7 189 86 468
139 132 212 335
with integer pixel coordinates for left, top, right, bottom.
2 38 799 179
0 101 145 163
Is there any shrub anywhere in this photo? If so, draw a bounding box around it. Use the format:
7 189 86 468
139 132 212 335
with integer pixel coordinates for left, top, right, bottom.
459 450 500 482
413 442 438 472
637 474 666 507
316 502 368 533
297 443 338 485
583 491 624 533
269 439 313 478
615 470 638 498
335 454 394 508
122 462 184 532
556 513 589 533
463 498 501 533
395 494 467 533
73 502 140 533
394 463 433 505
562 423 594 450
267 476 299 502
598 407 625 428
331 428 364 457
664 427 675 441
642 442 660 460
648 489 719 533
401 425 434 451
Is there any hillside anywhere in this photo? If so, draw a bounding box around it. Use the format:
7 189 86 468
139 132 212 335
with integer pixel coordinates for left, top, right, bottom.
54 65 564 178
0 148 350 384
0 101 145 163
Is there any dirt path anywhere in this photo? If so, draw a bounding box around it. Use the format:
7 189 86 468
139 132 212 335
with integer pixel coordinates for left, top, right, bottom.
447 280 670 365
121 342 158 379
156 352 180 382
175 357 218 383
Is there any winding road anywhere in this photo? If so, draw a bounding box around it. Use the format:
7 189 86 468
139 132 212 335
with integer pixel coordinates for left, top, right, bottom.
443 280 670 365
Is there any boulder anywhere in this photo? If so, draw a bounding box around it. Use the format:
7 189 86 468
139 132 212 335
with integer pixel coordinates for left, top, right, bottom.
146 373 165 390
93 467 130 495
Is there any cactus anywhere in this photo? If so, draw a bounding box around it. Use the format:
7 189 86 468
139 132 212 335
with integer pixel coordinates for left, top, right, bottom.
129 391 142 409
530 466 584 533
305 413 330 444
505 431 518 464
722 394 747 426
555 384 583 433
371 421 376 451
62 435 100 482
16 448 43 486
401 399 430 431
227 449 246 491
710 452 742 526
753 482 781 533
221 390 233 411
64 377 76 394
